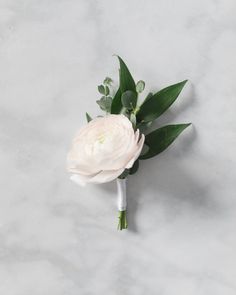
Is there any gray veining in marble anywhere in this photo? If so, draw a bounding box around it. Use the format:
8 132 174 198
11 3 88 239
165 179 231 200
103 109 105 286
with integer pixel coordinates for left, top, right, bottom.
0 0 236 294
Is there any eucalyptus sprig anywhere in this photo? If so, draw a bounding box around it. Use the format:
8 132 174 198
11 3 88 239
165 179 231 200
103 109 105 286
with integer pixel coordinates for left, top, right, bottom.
100 56 191 168
96 77 113 113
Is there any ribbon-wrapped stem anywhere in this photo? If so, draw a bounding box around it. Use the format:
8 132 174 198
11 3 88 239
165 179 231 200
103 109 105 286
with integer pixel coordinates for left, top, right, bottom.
116 178 128 230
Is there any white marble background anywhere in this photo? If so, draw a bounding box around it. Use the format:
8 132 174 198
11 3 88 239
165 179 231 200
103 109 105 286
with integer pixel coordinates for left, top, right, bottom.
0 0 236 294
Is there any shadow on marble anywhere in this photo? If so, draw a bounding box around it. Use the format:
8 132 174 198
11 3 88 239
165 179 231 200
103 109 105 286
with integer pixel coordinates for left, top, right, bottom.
127 131 222 233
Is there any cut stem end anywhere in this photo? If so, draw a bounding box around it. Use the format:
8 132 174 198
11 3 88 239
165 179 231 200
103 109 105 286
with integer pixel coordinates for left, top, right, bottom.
117 210 128 230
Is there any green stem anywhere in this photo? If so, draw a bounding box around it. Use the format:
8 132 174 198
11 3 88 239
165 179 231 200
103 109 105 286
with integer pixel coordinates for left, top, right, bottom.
117 210 128 230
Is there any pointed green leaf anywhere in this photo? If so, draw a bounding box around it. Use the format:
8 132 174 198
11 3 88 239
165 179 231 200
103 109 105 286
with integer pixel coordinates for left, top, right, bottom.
86 112 92 122
129 159 139 175
98 85 105 95
121 90 137 110
140 144 149 156
111 88 122 114
137 80 188 123
143 92 153 103
140 123 191 160
117 56 136 93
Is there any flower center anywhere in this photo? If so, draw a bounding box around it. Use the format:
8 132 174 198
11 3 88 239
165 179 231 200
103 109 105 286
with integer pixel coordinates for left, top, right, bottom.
97 133 106 144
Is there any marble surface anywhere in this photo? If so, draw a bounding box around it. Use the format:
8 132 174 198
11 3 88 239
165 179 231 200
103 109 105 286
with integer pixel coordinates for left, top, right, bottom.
0 0 236 294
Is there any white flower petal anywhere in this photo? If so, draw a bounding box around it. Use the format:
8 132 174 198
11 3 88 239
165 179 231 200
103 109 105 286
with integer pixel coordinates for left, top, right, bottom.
67 115 145 185
87 168 125 184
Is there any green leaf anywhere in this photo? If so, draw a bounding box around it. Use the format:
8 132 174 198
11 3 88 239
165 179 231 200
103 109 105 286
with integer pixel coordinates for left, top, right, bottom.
104 85 110 96
140 123 191 160
143 92 153 103
137 121 153 133
96 96 112 112
103 96 112 112
96 101 106 111
121 90 137 110
137 80 188 123
136 80 145 93
140 144 149 156
103 77 113 85
117 56 136 93
111 88 122 114
86 112 92 122
98 85 105 95
118 169 130 179
129 160 139 175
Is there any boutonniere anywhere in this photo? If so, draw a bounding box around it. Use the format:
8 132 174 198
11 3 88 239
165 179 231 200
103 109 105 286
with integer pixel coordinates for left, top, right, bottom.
67 56 191 230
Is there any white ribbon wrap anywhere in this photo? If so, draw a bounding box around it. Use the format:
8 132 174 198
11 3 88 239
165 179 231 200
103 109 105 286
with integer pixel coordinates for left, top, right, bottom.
116 178 127 211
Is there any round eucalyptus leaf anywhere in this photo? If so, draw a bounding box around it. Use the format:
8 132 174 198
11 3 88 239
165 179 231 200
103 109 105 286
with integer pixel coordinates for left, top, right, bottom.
121 90 137 110
103 77 113 85
136 80 145 93
96 96 112 112
130 113 136 128
103 96 112 112
98 85 105 95
104 86 110 96
96 99 106 111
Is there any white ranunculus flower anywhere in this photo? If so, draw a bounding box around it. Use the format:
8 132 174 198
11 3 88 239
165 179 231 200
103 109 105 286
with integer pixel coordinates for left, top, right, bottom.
67 114 145 185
